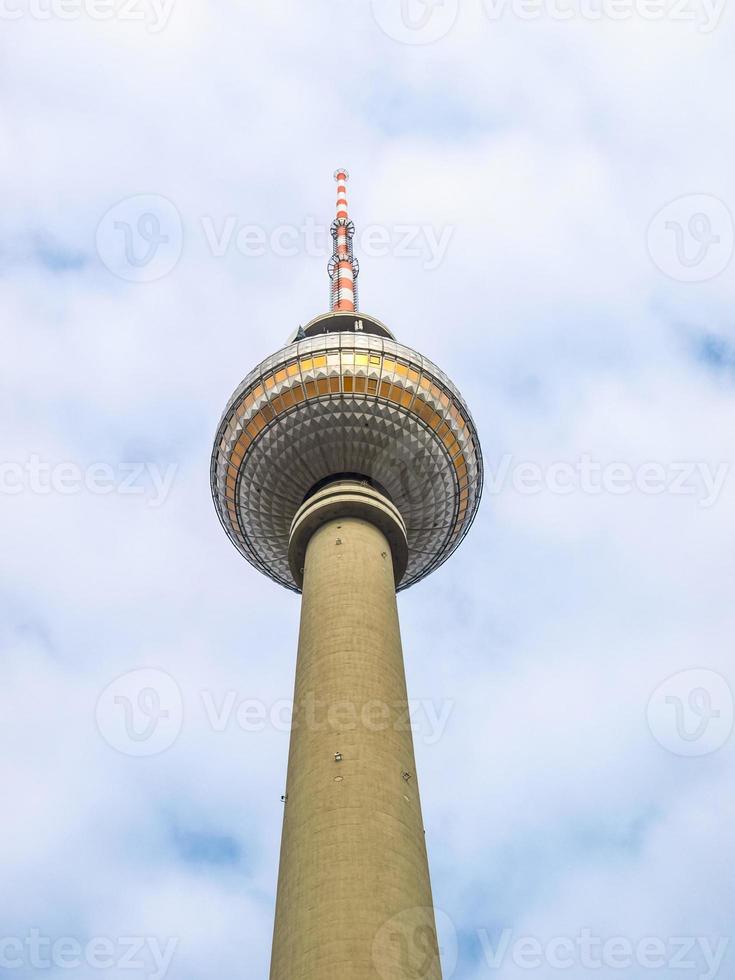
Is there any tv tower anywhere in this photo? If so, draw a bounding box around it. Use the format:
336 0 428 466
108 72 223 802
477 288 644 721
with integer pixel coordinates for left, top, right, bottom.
211 171 483 979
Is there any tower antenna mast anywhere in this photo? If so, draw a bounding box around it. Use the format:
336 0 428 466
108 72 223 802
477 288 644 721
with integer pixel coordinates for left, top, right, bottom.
328 168 359 312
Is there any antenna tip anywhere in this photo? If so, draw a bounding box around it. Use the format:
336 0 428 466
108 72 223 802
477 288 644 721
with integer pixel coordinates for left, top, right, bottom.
334 168 349 182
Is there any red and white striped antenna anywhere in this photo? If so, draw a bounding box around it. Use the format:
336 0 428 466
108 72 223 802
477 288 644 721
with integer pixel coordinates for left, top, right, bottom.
328 168 359 312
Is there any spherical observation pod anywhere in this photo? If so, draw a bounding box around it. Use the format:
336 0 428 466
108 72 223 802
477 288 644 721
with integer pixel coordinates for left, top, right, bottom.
211 328 483 592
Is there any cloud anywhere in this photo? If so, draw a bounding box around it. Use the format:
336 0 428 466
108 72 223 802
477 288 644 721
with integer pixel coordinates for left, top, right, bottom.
1 2 734 977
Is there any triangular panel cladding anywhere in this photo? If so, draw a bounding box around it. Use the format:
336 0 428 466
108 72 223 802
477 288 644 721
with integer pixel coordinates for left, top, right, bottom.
212 333 483 591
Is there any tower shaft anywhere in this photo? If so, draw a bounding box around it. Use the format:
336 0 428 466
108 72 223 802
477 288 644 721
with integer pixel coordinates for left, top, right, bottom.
269 484 442 980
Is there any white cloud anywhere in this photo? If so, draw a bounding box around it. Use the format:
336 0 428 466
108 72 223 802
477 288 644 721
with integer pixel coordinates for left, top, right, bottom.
1 2 734 977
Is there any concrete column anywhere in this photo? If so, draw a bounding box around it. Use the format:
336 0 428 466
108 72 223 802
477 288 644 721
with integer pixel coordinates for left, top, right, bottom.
269 483 442 980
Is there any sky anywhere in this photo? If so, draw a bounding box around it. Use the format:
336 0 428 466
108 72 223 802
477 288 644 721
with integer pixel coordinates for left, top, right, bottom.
1 1 735 978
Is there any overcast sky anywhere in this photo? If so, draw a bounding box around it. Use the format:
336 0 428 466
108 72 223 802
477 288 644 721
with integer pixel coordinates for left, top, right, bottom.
2 2 734 978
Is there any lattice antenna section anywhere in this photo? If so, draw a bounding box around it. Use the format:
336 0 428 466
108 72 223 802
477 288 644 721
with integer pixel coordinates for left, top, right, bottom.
328 169 360 312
